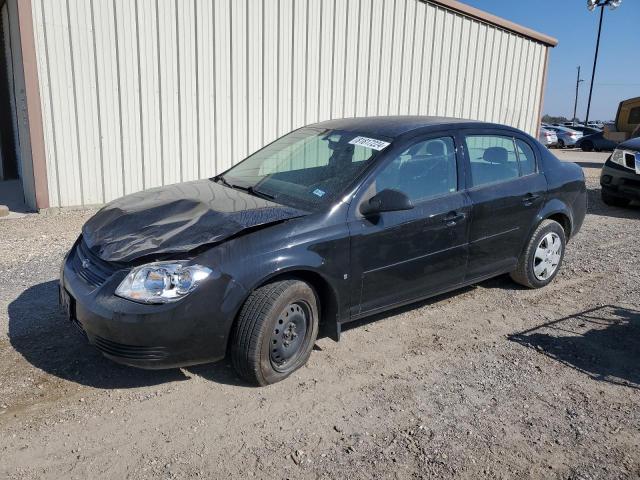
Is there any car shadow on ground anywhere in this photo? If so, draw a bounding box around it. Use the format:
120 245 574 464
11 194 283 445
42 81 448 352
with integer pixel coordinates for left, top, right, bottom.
586 186 640 219
509 305 640 390
7 280 248 389
574 161 607 169
340 285 479 334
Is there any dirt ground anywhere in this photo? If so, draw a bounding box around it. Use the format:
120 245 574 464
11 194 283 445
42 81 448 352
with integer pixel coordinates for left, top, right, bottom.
1 149 639 479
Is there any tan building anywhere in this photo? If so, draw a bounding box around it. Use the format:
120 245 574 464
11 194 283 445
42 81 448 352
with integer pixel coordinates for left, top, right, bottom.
0 0 556 210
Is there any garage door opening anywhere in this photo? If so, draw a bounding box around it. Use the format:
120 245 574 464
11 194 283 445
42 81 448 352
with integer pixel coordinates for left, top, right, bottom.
0 0 28 212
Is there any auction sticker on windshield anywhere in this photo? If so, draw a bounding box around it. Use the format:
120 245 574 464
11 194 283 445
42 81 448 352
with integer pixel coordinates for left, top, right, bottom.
635 152 640 175
349 136 390 151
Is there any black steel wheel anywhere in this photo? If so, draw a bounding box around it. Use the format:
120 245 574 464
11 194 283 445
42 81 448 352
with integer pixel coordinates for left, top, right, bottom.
231 279 319 386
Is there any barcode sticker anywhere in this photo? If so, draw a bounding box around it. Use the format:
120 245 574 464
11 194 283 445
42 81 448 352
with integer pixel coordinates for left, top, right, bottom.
349 136 391 151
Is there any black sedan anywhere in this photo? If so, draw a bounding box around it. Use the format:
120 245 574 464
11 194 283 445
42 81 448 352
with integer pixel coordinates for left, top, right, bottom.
60 117 587 385
575 131 618 152
600 137 640 207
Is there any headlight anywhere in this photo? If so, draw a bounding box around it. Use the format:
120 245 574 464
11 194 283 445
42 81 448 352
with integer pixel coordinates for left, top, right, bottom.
115 262 212 304
610 148 624 166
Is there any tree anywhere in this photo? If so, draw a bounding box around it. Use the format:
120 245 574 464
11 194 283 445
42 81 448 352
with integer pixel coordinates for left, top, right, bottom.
542 114 569 124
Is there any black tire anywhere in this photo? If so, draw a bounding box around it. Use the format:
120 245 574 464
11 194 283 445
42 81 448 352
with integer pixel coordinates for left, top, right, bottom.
510 219 566 289
581 140 594 152
601 190 631 208
231 279 319 386
557 139 565 149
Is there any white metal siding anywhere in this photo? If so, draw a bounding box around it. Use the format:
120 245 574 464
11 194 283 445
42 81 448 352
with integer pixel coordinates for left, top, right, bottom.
31 0 549 208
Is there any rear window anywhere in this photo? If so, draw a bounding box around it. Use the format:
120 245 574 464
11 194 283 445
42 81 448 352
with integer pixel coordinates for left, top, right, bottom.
465 135 536 187
628 106 640 125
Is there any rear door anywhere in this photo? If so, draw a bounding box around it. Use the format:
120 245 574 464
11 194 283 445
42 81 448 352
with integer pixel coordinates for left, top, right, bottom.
461 130 546 280
348 134 470 316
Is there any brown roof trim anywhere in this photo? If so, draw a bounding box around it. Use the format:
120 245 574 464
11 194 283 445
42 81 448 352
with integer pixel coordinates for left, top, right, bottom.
17 0 49 209
429 0 558 47
537 48 550 137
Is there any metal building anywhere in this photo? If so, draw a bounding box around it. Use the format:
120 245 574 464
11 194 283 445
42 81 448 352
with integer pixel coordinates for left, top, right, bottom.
0 0 557 210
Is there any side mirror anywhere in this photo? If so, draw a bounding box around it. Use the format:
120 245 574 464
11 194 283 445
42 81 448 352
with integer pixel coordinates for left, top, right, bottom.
359 189 414 216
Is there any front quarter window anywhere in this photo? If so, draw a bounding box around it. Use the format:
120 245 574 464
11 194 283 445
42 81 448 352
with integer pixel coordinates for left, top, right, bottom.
218 127 390 210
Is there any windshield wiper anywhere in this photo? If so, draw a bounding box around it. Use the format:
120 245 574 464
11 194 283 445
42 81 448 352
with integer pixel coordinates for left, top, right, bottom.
213 174 232 188
214 175 275 200
245 186 275 200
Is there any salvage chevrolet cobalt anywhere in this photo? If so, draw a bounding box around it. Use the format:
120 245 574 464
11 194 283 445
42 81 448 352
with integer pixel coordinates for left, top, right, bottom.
60 117 587 385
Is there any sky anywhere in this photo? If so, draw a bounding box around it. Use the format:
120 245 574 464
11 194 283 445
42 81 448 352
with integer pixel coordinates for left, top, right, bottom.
462 0 639 121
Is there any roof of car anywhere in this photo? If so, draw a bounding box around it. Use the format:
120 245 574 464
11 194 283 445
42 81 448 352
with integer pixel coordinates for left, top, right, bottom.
312 116 505 138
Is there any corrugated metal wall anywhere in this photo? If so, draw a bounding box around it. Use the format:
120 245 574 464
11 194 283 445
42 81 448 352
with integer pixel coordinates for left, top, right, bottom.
31 0 548 208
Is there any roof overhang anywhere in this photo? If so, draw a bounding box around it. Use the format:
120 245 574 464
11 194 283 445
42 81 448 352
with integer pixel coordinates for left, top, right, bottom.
428 0 558 47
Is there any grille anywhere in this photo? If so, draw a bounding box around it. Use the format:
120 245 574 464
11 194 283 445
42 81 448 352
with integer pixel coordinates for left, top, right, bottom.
624 152 635 170
93 335 169 361
72 239 118 288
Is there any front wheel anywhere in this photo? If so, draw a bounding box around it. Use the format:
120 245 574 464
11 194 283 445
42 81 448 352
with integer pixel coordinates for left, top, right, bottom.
510 220 566 289
231 279 319 386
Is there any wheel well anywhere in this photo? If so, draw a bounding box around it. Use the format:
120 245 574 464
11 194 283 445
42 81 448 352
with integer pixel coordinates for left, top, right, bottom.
235 270 340 339
286 271 339 328
547 213 571 239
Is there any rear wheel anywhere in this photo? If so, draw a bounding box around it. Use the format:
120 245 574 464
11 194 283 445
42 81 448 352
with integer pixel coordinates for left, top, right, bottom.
557 139 565 149
231 279 319 386
581 140 594 152
511 220 566 289
601 190 631 208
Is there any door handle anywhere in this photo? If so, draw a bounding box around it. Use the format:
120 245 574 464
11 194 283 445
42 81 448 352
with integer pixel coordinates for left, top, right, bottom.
444 211 465 226
522 193 540 206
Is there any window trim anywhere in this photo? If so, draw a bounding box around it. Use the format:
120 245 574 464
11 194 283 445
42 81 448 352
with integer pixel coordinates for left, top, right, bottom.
514 137 538 177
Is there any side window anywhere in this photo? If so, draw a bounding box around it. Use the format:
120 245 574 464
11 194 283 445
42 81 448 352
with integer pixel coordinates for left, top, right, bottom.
465 135 519 187
628 106 640 125
516 139 536 176
374 136 457 202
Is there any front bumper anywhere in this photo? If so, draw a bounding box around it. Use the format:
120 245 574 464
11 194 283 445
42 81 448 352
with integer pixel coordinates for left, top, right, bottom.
600 159 640 201
59 243 247 369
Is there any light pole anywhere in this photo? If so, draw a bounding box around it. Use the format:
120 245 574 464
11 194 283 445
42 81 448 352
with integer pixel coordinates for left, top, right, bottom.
573 66 584 125
584 0 622 126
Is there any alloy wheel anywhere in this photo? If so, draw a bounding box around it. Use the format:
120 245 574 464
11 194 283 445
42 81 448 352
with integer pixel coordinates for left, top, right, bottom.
533 232 562 281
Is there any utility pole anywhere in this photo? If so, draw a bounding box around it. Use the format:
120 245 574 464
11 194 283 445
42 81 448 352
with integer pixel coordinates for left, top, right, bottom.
584 0 622 126
573 66 583 125
584 6 604 126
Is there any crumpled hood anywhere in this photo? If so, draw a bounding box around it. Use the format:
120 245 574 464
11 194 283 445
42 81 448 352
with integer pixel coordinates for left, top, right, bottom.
82 180 307 263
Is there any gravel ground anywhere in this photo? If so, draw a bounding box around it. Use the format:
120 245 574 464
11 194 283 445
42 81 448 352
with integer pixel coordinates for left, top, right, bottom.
1 150 639 479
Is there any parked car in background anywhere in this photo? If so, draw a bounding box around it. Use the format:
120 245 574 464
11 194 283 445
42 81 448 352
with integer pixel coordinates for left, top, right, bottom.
545 126 583 148
576 130 618 152
566 125 601 136
600 137 640 207
538 127 558 147
59 116 587 385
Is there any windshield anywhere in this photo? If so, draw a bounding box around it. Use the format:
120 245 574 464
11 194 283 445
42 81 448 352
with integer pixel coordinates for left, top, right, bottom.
217 127 391 210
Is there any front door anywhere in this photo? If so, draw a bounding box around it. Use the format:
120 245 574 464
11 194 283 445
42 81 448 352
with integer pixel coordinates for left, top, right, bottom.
461 132 547 280
348 135 471 317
